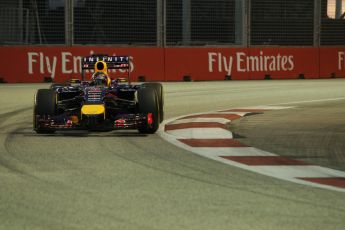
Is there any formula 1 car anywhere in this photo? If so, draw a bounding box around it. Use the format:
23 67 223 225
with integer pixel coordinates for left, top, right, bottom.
33 55 164 134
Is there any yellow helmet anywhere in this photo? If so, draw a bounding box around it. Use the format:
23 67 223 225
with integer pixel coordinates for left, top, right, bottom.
94 60 108 74
92 61 111 87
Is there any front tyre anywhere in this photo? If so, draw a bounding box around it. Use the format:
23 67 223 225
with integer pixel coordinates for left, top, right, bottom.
34 89 57 134
137 87 159 134
142 83 164 123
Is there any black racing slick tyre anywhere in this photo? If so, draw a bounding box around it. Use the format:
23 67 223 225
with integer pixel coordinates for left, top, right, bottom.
137 87 159 134
34 89 57 133
142 83 164 123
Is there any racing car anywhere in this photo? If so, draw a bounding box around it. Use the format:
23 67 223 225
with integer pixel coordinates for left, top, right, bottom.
33 54 164 134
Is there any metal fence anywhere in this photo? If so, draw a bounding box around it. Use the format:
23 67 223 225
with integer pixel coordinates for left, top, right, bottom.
0 0 344 46
74 0 157 45
250 0 315 46
0 0 65 44
166 0 243 46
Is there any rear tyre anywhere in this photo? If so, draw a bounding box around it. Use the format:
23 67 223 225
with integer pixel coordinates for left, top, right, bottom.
142 83 164 123
137 87 159 134
34 89 57 133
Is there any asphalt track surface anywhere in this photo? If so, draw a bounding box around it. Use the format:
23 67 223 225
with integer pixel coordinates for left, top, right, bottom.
230 100 345 172
1 80 345 230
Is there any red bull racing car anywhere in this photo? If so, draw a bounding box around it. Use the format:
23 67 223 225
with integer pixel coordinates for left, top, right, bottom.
33 55 164 134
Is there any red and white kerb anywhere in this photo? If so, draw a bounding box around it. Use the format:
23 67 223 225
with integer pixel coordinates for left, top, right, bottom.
159 106 345 192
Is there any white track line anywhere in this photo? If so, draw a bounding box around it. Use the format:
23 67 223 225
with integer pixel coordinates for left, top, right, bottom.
231 106 294 110
167 118 230 125
166 128 233 139
269 97 345 106
185 147 277 157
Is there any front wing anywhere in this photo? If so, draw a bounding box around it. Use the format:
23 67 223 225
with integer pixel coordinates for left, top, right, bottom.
35 113 152 131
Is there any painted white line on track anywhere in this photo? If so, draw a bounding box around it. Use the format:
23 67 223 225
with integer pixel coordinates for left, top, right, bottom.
166 128 233 139
269 97 345 106
187 147 277 157
252 165 345 178
231 105 294 110
168 118 231 125
213 112 249 116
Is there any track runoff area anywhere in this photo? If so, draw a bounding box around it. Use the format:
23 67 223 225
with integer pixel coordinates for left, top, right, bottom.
1 79 345 229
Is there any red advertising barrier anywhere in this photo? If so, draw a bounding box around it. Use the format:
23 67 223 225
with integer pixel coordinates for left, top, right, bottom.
0 46 344 83
319 47 345 78
0 47 165 83
165 47 250 80
166 47 319 81
248 48 319 80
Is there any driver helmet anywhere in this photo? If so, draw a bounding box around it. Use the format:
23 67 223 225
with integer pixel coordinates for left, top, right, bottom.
92 72 110 87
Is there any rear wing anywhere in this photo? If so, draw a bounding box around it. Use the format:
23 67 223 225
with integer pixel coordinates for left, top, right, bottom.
81 55 131 83
81 55 130 70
